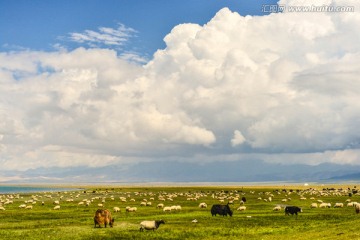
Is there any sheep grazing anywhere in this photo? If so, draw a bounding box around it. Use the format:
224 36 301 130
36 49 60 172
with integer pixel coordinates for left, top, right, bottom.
126 207 137 212
53 205 60 210
334 203 344 208
163 206 172 212
355 203 360 214
113 207 120 212
237 206 246 211
319 203 331 208
310 203 318 208
171 205 181 211
139 220 165 231
236 206 246 211
347 202 358 207
94 209 114 228
273 206 281 211
199 203 207 208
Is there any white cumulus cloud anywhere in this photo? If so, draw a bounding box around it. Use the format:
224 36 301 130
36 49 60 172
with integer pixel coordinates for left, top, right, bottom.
1 0 360 171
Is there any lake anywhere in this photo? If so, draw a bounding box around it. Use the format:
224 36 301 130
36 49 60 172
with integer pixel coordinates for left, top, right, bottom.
0 185 79 194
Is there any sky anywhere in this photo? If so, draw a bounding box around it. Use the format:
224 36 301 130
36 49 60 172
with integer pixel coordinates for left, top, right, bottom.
1 0 277 61
0 0 360 182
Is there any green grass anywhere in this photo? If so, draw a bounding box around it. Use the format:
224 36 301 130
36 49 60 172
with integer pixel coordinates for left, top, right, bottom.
0 185 360 239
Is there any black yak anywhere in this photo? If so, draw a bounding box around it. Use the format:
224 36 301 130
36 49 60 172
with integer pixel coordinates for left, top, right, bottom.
285 206 302 216
211 204 233 217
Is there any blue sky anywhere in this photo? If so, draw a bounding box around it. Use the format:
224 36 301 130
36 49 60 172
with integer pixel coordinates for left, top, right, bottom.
1 0 277 58
0 0 359 182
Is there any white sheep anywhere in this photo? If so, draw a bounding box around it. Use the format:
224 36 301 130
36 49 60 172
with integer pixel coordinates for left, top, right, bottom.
126 207 137 212
199 202 207 208
310 203 318 208
53 205 60 210
319 203 331 208
237 206 246 211
347 202 358 207
334 203 344 208
25 205 33 210
273 206 281 211
113 207 120 212
157 203 164 209
0 206 5 211
139 220 165 231
163 206 172 212
355 203 360 214
169 205 181 211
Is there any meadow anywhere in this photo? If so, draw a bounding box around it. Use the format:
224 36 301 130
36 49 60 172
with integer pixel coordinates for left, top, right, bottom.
0 184 360 240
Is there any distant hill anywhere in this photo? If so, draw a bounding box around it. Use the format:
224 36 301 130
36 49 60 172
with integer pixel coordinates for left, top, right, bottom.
1 159 358 184
327 172 360 181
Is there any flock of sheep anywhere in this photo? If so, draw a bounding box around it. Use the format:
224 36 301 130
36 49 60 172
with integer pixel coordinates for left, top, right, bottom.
0 185 359 231
267 187 360 214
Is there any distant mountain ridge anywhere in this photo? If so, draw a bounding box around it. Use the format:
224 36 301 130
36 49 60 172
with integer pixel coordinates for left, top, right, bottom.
328 172 360 181
0 159 358 184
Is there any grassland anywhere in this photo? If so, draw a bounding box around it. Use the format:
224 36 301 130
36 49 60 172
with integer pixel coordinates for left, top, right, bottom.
0 184 360 240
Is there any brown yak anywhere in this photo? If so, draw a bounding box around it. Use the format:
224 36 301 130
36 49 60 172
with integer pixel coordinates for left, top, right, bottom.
94 209 115 228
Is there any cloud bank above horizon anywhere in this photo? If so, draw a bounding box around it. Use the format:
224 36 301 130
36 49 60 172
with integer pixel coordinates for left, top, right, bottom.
1 0 360 171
